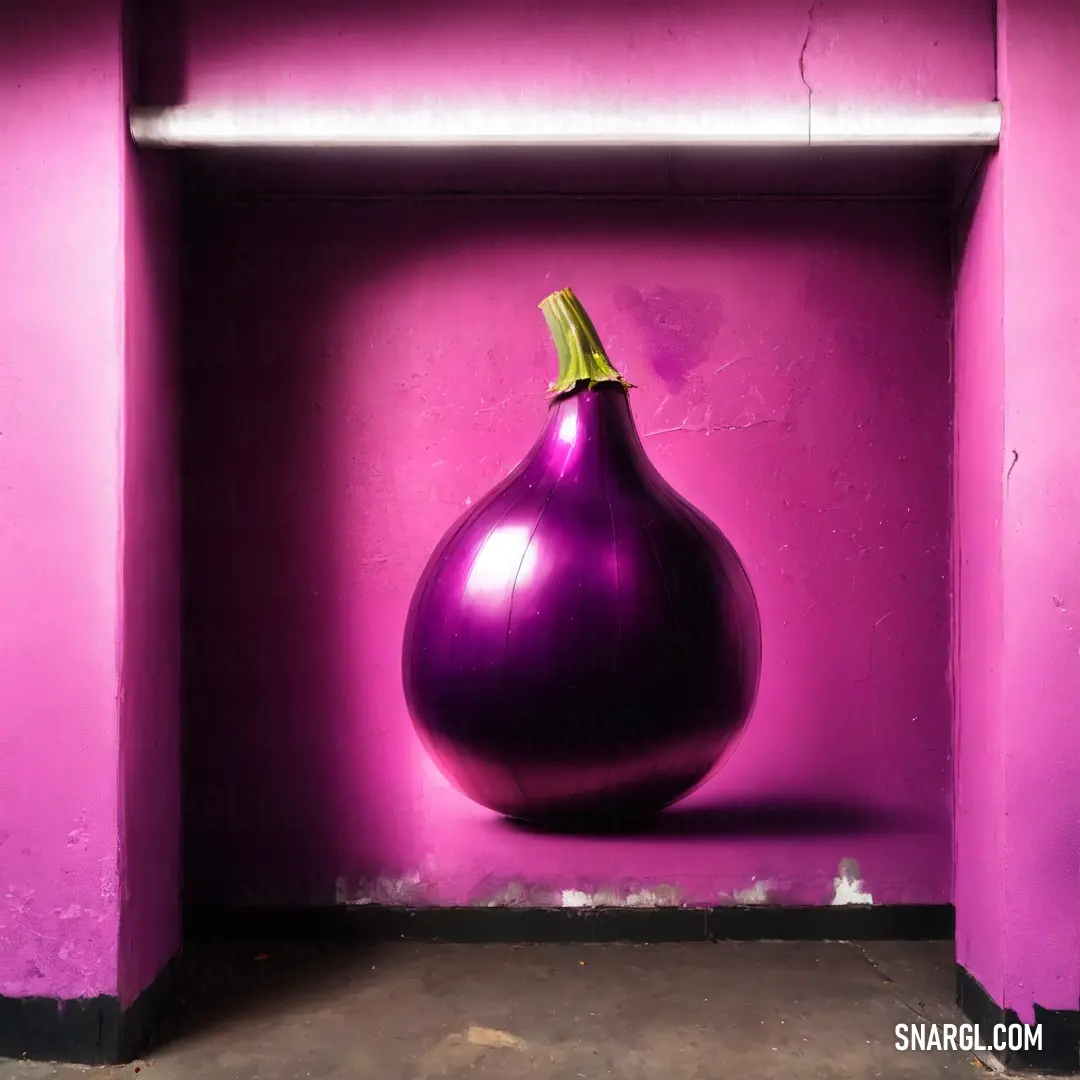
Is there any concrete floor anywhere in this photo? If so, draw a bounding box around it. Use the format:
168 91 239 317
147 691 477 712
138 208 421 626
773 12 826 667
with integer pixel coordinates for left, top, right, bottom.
3 940 992 1080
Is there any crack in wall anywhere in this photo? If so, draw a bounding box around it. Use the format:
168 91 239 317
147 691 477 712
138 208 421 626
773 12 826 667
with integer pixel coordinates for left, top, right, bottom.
854 610 895 685
1006 449 1019 493
798 2 821 145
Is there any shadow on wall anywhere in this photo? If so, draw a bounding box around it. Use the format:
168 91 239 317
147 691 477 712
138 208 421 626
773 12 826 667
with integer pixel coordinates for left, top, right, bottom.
180 230 368 907
496 795 937 839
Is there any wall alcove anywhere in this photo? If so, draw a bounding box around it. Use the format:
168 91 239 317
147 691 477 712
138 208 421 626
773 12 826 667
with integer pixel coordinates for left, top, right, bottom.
157 0 995 921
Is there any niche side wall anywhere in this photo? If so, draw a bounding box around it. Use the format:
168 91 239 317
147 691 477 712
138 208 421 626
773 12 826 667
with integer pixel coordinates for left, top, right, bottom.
182 197 954 908
0 2 127 1002
953 0 1080 1044
0 0 181 1030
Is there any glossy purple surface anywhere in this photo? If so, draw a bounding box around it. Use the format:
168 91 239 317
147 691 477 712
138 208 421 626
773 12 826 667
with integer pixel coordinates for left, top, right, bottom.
403 381 761 823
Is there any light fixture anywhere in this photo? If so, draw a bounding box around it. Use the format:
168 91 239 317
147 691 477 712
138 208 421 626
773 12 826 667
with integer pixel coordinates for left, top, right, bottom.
129 101 1001 150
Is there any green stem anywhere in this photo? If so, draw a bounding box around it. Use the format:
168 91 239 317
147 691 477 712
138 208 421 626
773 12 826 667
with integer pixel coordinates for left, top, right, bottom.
539 287 634 396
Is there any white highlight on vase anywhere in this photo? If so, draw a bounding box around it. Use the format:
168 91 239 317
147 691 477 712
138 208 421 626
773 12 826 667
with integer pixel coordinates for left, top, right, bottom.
557 413 579 445
465 524 539 599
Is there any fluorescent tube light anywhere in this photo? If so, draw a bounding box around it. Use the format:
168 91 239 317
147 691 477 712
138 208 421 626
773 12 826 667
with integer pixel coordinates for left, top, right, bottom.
129 101 1000 150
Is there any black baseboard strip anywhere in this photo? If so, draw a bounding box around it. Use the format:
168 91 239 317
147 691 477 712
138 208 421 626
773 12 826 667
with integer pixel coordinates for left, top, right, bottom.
186 902 954 944
956 965 1080 1074
0 955 176 1066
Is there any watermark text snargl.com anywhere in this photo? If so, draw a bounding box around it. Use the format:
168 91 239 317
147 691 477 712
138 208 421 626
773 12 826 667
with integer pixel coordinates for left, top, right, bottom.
896 1023 1042 1054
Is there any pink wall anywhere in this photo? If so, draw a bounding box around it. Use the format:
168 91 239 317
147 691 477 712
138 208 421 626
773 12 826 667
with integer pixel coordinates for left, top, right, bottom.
995 0 1080 1020
0 2 125 999
955 0 1080 1025
115 0 185 1009
1000 0 1080 1022
952 158 1006 1006
117 144 183 1006
173 0 993 109
182 197 954 908
0 0 181 1005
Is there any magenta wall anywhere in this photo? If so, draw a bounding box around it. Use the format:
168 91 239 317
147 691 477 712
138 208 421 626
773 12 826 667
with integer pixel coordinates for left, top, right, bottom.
0 2 126 1000
997 0 1080 1019
0 0 181 1005
118 146 183 1006
174 0 994 109
954 0 1080 1023
953 157 1006 1006
182 197 954 908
